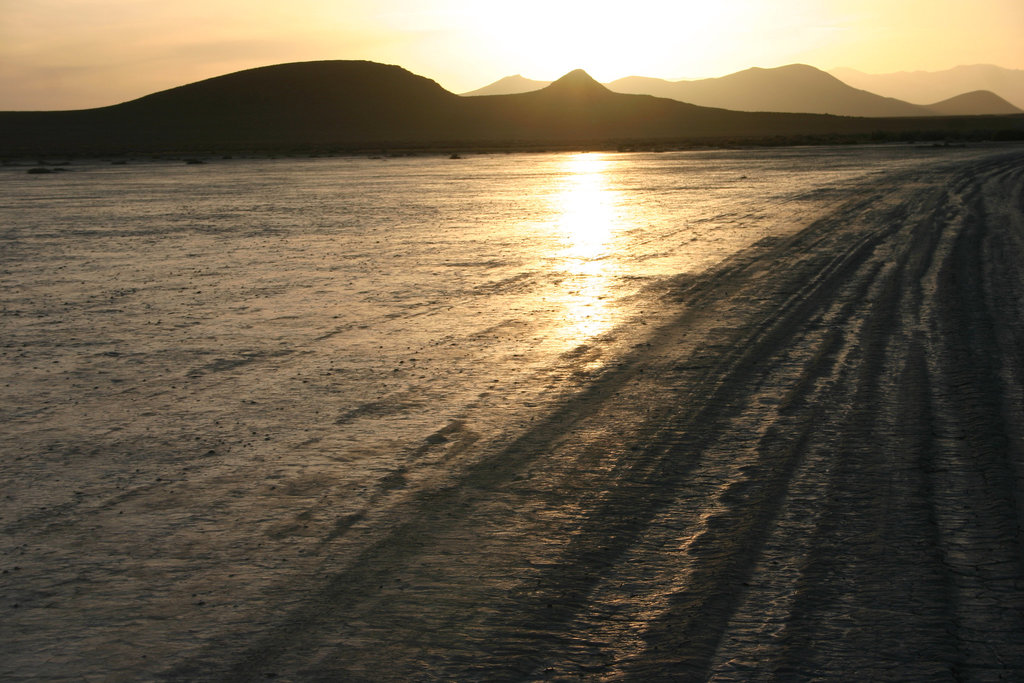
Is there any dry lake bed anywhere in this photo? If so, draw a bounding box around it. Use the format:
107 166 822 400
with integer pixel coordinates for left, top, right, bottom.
3 145 1023 680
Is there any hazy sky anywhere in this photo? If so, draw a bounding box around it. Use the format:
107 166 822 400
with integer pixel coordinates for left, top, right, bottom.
2 0 1023 110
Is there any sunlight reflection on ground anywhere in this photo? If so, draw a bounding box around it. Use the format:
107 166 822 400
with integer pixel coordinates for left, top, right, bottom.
550 153 629 345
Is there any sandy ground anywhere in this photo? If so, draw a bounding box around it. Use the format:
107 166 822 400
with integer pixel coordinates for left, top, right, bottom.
4 148 1024 680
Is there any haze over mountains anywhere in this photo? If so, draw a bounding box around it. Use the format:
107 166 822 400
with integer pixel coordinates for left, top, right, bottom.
465 64 1023 117
2 61 1022 157
831 65 1024 110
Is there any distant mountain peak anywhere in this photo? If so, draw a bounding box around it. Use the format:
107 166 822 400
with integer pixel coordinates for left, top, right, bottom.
557 68 595 80
543 69 611 97
776 63 822 72
927 89 1023 115
461 74 549 97
829 64 1024 110
551 69 600 84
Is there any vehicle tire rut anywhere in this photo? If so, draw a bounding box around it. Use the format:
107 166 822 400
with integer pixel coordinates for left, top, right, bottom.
165 152 1024 682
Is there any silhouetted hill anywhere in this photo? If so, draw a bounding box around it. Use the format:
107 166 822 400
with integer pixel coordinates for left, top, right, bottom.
452 69 868 142
0 61 470 155
455 68 1024 144
541 70 615 99
453 69 742 141
2 60 1023 156
609 65 931 117
122 60 454 118
832 65 1024 111
468 65 1016 117
462 75 549 97
926 91 1023 116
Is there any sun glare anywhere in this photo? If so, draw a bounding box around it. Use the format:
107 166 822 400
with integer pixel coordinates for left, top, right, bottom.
460 0 761 82
549 153 625 344
557 153 617 260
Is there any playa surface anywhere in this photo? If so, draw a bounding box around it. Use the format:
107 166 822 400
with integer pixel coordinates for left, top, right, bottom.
2 147 1023 680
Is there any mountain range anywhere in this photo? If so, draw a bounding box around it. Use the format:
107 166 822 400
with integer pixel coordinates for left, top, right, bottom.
464 64 1023 117
2 61 1022 157
831 65 1024 110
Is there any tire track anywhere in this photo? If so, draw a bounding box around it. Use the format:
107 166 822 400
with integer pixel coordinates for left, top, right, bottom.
709 154 1024 680
731 176 967 680
924 158 1024 677
164 151 1024 681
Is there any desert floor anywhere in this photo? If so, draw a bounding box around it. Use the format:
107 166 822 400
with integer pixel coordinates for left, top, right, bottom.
3 148 1023 680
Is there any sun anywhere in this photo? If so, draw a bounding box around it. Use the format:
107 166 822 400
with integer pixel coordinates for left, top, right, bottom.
459 0 757 82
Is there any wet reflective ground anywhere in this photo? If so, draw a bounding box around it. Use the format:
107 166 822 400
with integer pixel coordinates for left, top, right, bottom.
0 146 978 472
1 145 1017 679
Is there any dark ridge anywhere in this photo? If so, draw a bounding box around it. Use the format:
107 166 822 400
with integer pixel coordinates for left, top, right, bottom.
461 75 549 97
830 65 1024 112
926 90 1023 116
464 64 1024 117
120 60 454 116
541 69 613 98
2 60 1023 156
608 64 932 117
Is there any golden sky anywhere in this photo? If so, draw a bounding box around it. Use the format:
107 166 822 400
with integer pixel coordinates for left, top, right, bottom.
2 0 1023 109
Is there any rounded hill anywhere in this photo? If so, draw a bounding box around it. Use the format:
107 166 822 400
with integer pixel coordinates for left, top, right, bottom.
120 60 455 114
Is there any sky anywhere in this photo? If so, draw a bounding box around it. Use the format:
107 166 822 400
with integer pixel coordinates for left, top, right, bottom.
2 0 1023 110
